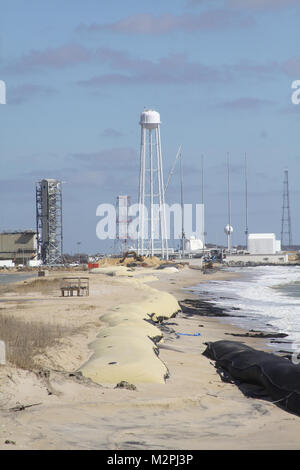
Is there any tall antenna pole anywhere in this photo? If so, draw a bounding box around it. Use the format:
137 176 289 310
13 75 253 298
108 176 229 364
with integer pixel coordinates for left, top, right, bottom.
224 153 233 251
201 154 204 206
180 152 185 257
281 168 292 248
244 152 249 248
201 154 205 253
227 153 231 229
227 153 231 250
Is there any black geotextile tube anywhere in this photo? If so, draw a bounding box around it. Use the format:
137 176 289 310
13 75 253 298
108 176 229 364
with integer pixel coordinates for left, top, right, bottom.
203 340 300 415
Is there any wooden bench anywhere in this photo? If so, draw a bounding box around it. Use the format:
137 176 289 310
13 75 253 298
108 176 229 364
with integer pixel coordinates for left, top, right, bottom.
60 277 89 297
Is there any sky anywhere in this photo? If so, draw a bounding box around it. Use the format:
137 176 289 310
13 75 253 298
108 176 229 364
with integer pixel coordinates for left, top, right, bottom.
0 0 300 254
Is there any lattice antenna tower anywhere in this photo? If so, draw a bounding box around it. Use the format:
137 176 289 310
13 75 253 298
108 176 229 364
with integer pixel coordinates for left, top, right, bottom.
36 179 63 265
281 169 292 248
115 195 132 254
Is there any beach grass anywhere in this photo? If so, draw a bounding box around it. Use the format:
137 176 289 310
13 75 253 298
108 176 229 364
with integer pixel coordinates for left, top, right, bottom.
0 313 77 370
0 277 62 296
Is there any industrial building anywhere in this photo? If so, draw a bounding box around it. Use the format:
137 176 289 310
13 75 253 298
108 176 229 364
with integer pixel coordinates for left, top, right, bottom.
0 231 38 265
224 233 287 265
184 236 204 253
247 233 281 255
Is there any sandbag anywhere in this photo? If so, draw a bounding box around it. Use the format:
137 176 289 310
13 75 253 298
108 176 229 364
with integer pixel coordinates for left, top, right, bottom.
203 340 300 415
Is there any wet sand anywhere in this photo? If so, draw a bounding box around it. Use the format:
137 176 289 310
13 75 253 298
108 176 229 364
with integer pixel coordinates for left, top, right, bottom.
0 265 300 450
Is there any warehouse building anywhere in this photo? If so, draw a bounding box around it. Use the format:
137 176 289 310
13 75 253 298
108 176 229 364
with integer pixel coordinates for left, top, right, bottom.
247 233 281 255
0 231 39 265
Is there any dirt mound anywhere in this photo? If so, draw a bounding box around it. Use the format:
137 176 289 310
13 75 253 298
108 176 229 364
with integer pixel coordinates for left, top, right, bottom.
95 255 168 268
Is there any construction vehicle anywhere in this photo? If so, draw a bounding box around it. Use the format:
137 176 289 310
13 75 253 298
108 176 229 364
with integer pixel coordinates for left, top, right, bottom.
202 255 216 272
119 251 144 264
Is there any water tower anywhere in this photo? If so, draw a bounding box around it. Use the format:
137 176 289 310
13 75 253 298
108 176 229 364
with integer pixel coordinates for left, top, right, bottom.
137 109 168 259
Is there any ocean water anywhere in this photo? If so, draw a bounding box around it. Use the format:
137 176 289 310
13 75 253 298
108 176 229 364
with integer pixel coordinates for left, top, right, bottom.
188 265 300 350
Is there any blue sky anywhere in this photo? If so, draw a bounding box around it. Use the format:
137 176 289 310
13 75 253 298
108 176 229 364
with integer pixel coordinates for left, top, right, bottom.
0 0 300 253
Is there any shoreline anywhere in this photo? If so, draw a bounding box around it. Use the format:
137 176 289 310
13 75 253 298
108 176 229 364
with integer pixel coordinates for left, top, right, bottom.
178 264 297 353
0 265 300 449
149 265 280 350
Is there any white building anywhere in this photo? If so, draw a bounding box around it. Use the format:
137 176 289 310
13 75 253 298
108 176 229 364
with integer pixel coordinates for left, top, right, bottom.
247 233 281 255
28 259 42 267
185 236 204 252
0 260 15 268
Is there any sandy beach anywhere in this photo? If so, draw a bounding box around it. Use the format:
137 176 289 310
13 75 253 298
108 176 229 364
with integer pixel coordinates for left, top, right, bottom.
0 264 300 450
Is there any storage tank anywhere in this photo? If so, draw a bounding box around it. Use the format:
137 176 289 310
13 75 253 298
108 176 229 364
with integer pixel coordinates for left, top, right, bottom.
140 109 161 129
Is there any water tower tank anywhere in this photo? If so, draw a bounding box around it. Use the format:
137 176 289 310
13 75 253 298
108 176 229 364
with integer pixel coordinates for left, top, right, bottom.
140 109 161 129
